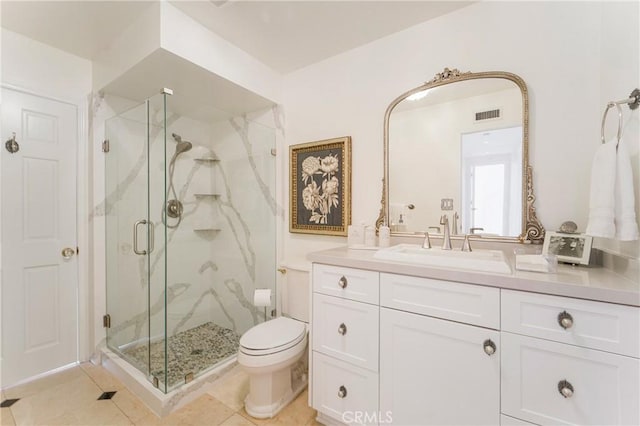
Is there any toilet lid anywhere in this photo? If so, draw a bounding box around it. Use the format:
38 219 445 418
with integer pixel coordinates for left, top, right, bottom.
240 317 306 352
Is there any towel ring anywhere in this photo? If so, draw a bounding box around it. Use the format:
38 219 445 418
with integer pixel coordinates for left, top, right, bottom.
600 88 640 145
601 102 624 144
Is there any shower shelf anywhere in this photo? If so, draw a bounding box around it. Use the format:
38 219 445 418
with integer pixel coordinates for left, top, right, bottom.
194 193 220 198
193 227 221 232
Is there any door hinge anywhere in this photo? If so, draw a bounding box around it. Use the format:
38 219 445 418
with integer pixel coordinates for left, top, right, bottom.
103 314 111 328
76 246 79 255
102 139 110 153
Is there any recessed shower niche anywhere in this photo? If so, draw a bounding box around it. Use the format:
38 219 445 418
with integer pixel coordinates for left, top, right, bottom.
101 50 278 396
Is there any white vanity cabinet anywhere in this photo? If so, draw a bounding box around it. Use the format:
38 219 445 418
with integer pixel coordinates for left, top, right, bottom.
379 273 501 426
310 257 640 426
500 290 640 425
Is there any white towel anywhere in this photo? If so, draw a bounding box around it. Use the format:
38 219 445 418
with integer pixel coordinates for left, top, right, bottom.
614 141 639 241
585 140 617 238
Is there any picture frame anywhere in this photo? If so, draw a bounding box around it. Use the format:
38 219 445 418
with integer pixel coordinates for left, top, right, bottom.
290 136 351 236
542 231 593 265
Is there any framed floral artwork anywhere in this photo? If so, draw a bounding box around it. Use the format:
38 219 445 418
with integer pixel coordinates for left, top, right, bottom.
290 136 351 236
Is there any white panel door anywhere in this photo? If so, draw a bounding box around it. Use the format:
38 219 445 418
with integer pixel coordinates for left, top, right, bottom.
1 87 78 386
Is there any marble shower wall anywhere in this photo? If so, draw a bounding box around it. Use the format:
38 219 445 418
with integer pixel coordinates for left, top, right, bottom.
93 92 278 369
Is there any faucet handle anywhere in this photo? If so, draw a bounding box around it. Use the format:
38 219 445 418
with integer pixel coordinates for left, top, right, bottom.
422 231 432 249
440 214 449 225
461 234 473 252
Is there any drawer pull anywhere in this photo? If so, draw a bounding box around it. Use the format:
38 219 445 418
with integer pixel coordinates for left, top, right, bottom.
558 380 574 398
338 323 347 335
483 339 497 356
338 385 347 399
338 276 348 289
558 311 574 329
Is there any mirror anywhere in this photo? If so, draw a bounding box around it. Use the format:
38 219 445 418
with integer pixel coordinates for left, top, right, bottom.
377 68 544 243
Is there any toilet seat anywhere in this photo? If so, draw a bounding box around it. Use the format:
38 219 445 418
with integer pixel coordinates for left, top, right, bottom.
239 317 306 356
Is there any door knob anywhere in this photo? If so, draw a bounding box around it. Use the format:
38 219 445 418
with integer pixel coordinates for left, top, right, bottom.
61 247 76 259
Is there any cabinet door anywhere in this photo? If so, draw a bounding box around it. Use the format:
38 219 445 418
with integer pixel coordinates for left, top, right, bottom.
380 308 500 426
501 332 640 426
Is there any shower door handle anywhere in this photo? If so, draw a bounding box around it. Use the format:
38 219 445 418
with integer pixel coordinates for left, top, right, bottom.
133 219 148 255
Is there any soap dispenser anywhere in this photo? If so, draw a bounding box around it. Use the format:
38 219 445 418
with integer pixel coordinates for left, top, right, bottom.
397 214 407 232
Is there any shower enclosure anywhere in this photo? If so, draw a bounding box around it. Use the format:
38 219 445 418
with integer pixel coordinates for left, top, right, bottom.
104 90 276 393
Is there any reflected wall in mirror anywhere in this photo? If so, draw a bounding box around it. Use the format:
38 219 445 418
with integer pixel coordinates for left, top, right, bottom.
377 68 544 243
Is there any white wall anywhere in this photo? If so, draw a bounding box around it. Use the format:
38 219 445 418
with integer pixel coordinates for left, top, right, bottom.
1 29 92 102
282 1 639 260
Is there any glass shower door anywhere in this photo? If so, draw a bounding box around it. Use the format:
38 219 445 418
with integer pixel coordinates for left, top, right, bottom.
105 97 166 388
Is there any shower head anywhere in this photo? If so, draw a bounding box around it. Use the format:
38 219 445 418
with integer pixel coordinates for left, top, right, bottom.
175 141 192 155
172 133 182 143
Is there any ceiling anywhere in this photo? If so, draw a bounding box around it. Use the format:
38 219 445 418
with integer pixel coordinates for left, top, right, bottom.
1 1 472 74
0 1 155 60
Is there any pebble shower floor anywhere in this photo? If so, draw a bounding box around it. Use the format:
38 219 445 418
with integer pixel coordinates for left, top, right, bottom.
123 322 240 390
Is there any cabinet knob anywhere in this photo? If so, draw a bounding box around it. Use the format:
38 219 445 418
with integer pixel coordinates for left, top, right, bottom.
558 311 574 329
338 323 347 335
338 276 348 289
338 385 347 399
558 380 574 398
483 339 497 356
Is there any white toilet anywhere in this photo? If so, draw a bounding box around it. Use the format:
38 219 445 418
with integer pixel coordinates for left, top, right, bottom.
238 263 310 419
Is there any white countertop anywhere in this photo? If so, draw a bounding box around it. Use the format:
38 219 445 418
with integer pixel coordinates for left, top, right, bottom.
308 245 640 307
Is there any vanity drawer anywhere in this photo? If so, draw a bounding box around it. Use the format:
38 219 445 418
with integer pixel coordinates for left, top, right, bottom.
313 293 379 371
313 264 379 304
380 273 500 329
312 352 379 426
501 332 640 426
501 290 640 357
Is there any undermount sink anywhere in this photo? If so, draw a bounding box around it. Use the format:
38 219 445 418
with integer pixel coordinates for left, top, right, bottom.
374 243 512 274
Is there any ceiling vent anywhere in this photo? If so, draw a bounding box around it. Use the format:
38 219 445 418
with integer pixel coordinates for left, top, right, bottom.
475 109 501 122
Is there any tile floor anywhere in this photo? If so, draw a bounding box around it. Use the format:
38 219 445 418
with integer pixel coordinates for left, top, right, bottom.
0 363 319 426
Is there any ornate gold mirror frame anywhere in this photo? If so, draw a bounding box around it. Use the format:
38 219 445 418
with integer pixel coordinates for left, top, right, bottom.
376 67 545 243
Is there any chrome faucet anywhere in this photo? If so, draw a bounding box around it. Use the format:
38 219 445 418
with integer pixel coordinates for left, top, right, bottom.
440 214 452 250
452 212 459 235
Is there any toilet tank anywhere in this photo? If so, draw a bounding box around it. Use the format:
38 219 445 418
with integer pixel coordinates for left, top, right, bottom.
280 261 310 323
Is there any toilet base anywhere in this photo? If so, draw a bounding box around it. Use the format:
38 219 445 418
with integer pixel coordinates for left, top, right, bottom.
244 357 308 419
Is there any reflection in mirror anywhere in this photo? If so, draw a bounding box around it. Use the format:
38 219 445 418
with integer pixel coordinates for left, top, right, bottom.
378 68 544 243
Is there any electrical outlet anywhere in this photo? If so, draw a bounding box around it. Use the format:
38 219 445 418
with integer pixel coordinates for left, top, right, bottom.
441 198 454 210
